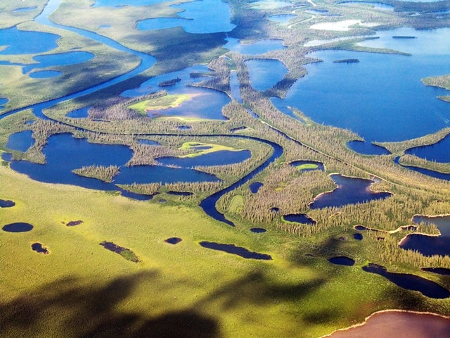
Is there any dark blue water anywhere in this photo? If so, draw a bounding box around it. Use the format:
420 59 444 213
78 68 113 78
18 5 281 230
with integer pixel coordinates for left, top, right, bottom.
199 241 272 260
353 233 363 240
246 59 288 92
400 162 450 181
363 263 450 299
347 140 390 155
249 182 264 193
224 38 285 55
31 243 49 254
328 256 355 266
22 51 94 74
165 237 182 244
8 133 218 193
137 0 235 34
158 150 251 167
283 214 316 225
0 199 15 208
272 27 450 142
310 174 392 209
66 107 89 118
167 191 193 196
93 0 170 6
2 222 33 232
29 70 62 79
290 160 325 172
399 233 450 256
250 227 267 233
0 26 59 55
6 130 34 152
422 268 450 275
0 98 7 110
406 134 450 162
413 215 450 236
200 136 283 226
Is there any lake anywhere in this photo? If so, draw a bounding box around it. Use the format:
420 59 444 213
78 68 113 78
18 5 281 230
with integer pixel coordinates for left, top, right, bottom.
272 27 450 142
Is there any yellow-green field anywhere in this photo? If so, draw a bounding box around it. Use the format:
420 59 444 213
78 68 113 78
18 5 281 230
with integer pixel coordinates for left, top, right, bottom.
1 164 449 337
128 94 191 114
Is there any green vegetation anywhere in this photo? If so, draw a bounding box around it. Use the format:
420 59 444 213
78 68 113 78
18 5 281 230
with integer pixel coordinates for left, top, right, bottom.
295 163 319 171
422 74 450 102
2 0 450 337
128 94 191 115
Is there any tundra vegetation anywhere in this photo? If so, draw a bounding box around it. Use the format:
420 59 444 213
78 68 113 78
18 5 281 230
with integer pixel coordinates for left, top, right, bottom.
2 0 450 337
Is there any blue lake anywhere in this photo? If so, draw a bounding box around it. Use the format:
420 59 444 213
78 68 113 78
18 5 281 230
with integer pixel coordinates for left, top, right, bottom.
347 140 390 156
6 130 34 152
199 241 272 260
93 0 170 6
268 14 296 23
0 98 8 111
66 107 89 118
224 38 286 55
310 174 392 209
230 71 243 103
363 263 450 299
0 26 59 55
412 215 450 236
328 256 355 266
7 133 219 193
22 51 94 74
406 134 450 162
29 70 62 79
137 0 235 34
246 59 288 92
122 65 231 120
158 150 251 167
249 182 264 193
283 214 316 225
272 27 450 142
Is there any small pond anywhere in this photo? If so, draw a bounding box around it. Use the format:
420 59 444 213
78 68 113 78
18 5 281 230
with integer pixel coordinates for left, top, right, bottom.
199 241 272 260
158 150 251 167
249 182 264 193
66 107 89 118
6 130 34 152
353 233 363 240
347 140 390 156
0 199 15 208
250 228 267 233
31 243 49 254
224 38 285 55
310 174 392 209
283 214 316 225
0 26 59 55
13 6 38 12
165 237 182 244
137 0 235 34
363 263 450 299
0 97 7 110
328 256 355 266
246 59 288 92
2 222 33 232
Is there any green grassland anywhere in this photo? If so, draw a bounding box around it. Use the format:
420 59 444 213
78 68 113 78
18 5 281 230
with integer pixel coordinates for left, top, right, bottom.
2 164 450 338
128 94 191 115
